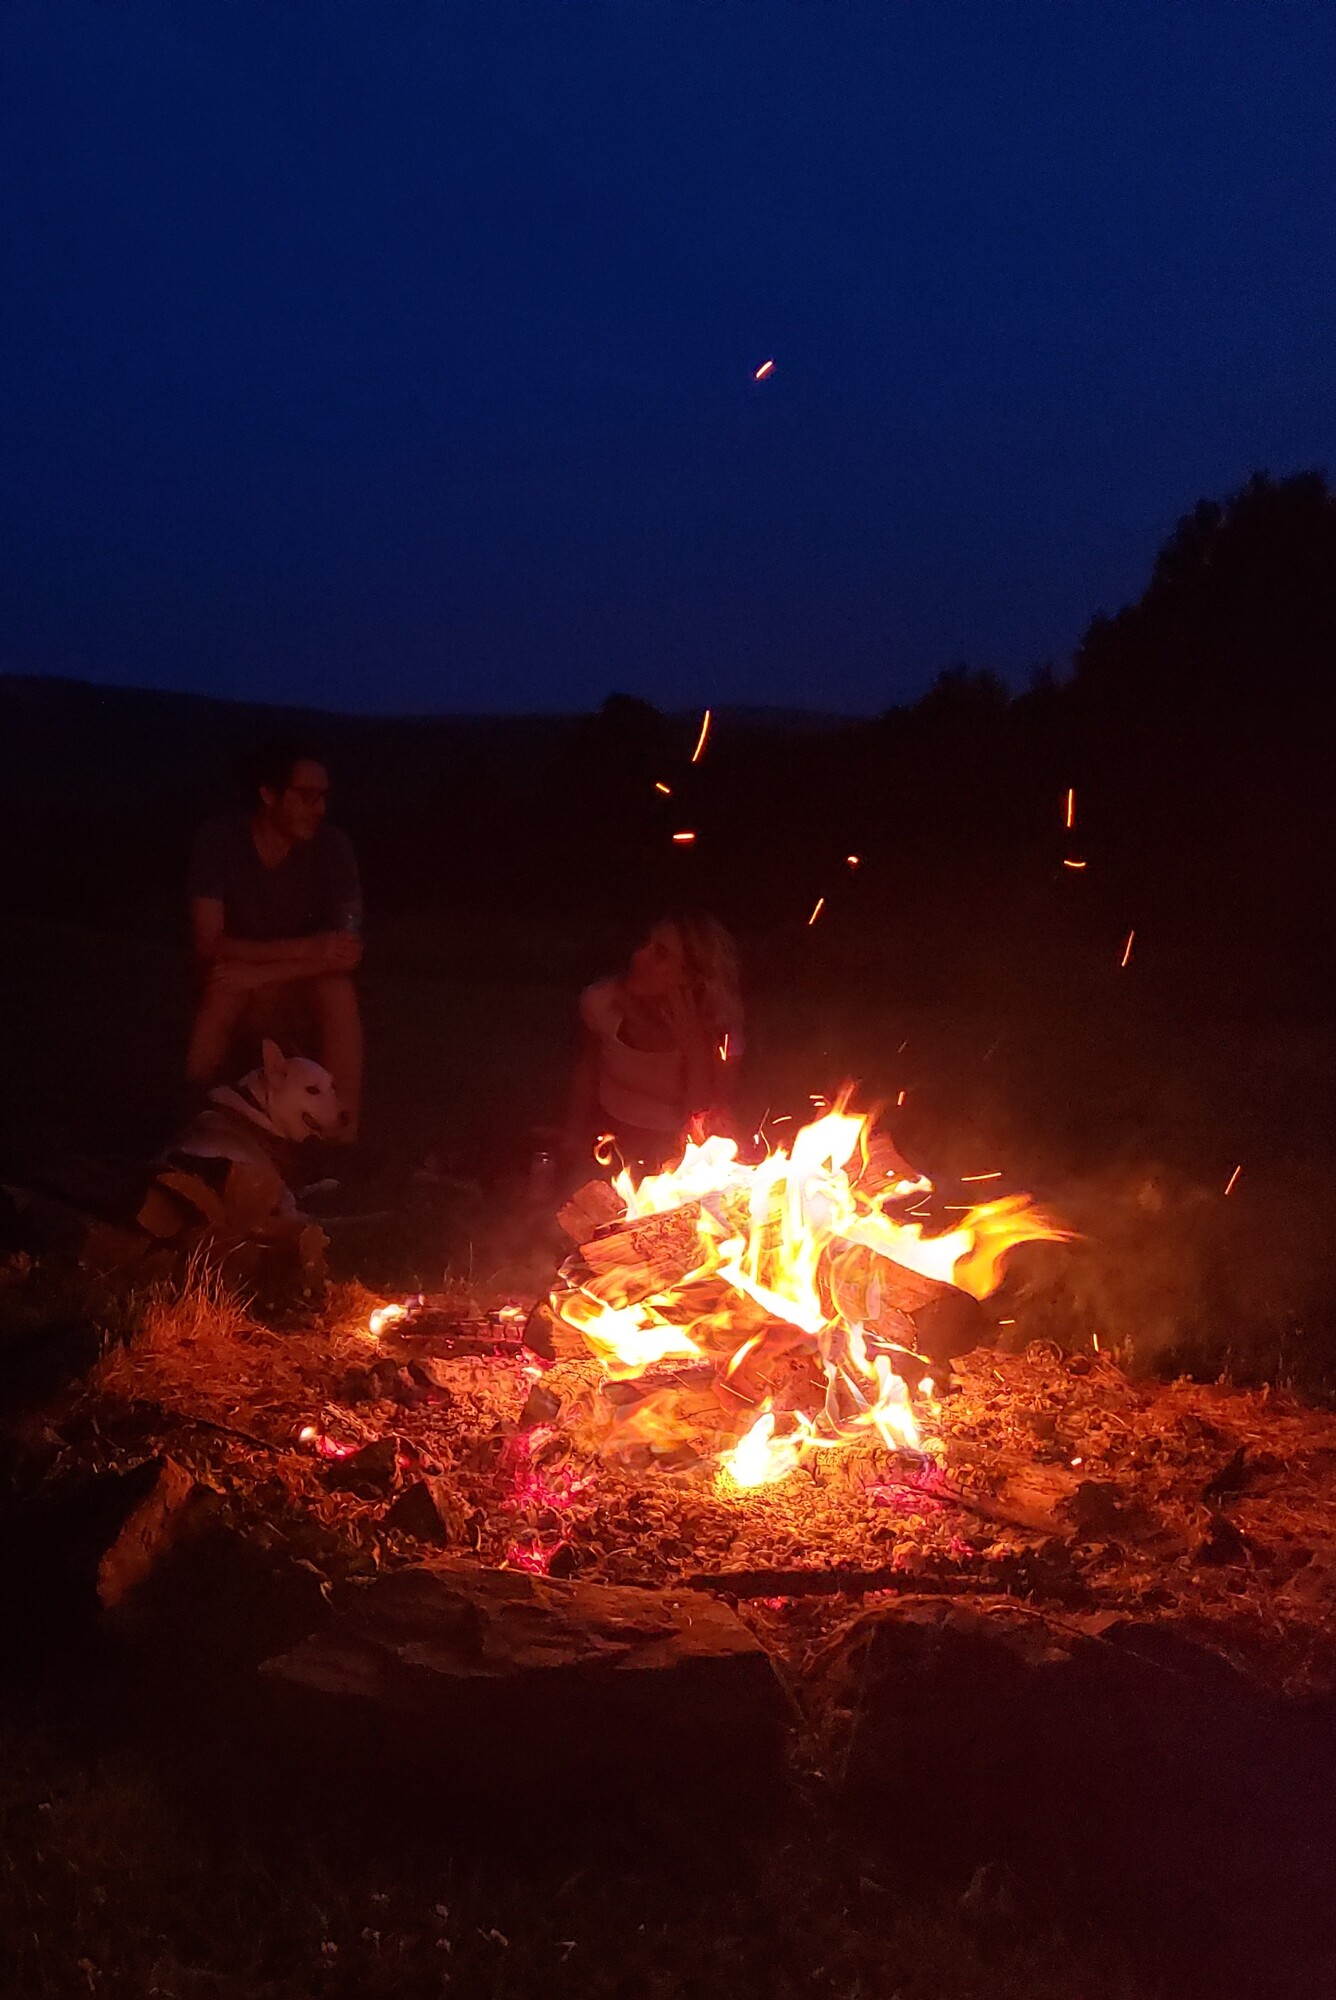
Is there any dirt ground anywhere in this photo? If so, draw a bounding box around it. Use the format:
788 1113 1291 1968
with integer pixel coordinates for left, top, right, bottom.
5 911 1336 1999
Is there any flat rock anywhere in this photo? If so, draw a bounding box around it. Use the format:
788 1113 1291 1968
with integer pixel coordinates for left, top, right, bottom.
259 1562 792 1818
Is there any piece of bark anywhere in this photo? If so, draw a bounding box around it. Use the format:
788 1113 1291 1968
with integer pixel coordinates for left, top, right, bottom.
384 1475 469 1547
522 1300 589 1362
891 1451 1091 1538
557 1178 625 1243
324 1436 401 1496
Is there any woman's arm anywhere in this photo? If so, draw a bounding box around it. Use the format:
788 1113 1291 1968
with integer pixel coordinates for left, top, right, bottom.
563 1029 603 1166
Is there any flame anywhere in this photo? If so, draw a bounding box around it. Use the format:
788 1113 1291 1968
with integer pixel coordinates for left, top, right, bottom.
368 1302 408 1338
553 1104 1068 1488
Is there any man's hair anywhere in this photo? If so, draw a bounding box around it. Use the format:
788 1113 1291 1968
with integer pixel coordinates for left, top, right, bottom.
245 738 323 804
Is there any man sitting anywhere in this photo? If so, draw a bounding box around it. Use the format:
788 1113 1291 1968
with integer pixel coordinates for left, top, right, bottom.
185 741 364 1139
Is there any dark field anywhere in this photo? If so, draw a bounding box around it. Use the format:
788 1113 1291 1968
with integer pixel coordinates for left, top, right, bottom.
5 576 1336 2000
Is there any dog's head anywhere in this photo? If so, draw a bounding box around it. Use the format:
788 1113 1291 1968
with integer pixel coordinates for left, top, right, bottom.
241 1040 345 1144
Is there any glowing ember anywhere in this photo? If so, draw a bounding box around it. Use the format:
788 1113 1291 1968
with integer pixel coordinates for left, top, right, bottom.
551 1102 1067 1489
368 1302 408 1337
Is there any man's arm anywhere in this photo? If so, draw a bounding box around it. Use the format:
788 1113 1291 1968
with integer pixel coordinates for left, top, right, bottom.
189 900 357 984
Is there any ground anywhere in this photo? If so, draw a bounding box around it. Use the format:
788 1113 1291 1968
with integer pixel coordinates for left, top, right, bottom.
5 912 1336 1998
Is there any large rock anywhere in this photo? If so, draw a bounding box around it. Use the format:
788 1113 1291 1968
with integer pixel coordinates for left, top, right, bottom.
1 1456 213 1651
820 1596 1336 1985
259 1562 792 1819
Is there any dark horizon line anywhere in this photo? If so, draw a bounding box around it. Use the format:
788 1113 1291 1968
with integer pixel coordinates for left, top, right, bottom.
0 667 909 727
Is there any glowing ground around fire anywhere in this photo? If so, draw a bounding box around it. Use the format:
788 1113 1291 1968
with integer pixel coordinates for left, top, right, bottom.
85 1270 1336 1696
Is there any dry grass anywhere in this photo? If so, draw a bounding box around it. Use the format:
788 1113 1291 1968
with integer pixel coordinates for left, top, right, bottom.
93 1255 394 1430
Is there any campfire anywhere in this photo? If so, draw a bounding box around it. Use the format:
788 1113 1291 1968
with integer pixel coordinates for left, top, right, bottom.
537 1102 1069 1490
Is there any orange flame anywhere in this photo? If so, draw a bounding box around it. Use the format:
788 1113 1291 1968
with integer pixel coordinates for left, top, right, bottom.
553 1104 1068 1489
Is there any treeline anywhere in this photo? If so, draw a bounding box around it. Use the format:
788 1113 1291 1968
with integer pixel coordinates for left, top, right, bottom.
3 470 1332 1015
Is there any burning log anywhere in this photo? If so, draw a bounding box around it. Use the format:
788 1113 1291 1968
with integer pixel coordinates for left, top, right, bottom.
573 1201 707 1308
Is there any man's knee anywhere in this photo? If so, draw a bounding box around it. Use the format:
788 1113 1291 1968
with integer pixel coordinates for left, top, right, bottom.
185 983 251 1080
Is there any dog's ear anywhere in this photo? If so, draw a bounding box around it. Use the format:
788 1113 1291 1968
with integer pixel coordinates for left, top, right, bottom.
261 1039 288 1089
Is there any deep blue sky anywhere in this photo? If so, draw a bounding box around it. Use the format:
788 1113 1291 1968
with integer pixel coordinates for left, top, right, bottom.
3 2 1334 715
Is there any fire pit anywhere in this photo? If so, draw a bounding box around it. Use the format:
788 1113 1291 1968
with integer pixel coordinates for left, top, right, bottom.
534 1103 1067 1490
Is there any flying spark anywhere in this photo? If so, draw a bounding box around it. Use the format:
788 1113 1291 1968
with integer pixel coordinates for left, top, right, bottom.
1224 1164 1243 1196
690 709 712 763
807 896 825 925
718 1033 730 1062
672 831 696 845
1120 929 1136 968
960 1171 1002 1183
896 1089 907 1107
846 854 861 868
754 358 775 381
1064 787 1076 830
654 781 672 795
1062 858 1087 871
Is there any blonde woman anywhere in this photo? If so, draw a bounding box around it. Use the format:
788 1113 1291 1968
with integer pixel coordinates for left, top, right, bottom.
566 914 743 1174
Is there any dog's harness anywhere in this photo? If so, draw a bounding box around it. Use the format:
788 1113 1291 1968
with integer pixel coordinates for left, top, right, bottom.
208 1077 286 1140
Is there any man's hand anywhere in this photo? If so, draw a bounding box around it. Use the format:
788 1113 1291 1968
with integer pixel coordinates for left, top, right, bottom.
207 957 269 996
309 931 362 975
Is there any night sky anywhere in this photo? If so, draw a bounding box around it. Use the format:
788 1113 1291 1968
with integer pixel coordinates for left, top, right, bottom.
4 2 1334 716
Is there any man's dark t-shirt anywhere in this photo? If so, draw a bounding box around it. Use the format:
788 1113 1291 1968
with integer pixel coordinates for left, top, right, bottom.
188 814 362 943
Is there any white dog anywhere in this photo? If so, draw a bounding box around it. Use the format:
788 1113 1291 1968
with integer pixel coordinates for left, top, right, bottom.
164 1039 345 1215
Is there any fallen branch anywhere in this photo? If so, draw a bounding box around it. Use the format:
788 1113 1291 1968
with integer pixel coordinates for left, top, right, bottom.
682 1565 979 1600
